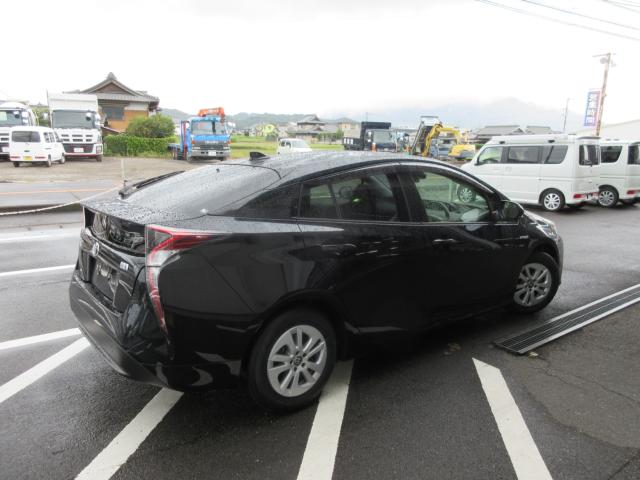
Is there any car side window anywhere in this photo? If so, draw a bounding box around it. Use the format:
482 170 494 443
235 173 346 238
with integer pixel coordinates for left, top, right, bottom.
476 146 503 165
299 170 405 221
236 184 301 219
601 145 622 163
541 145 568 164
408 168 492 223
507 146 540 164
629 145 640 165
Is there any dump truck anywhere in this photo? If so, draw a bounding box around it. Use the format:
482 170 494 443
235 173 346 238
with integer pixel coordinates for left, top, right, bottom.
343 121 396 152
0 102 37 160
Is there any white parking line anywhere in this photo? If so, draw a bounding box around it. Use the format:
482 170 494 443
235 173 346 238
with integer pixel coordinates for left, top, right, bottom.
473 359 552 480
0 337 89 404
0 230 79 244
0 264 75 278
297 360 353 480
0 328 81 351
75 388 183 480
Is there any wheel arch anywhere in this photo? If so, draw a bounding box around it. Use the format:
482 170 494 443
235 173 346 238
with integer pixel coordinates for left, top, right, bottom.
531 241 560 265
599 184 619 194
240 291 352 376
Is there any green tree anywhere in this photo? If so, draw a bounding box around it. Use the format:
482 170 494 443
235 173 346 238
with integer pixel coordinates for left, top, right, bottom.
126 114 175 138
33 107 50 127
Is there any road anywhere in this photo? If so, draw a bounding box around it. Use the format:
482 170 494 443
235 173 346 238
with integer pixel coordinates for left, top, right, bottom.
1 206 639 479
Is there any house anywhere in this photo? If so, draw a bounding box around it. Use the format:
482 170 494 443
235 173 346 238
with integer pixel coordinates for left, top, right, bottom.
68 72 159 133
285 114 344 142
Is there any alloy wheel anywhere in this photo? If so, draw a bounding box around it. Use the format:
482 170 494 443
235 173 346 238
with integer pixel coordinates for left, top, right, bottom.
267 325 327 398
598 189 616 207
514 262 552 307
543 193 561 211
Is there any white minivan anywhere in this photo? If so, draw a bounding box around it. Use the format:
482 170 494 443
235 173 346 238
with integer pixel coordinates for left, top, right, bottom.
9 126 65 167
597 140 640 207
277 138 313 155
461 134 600 212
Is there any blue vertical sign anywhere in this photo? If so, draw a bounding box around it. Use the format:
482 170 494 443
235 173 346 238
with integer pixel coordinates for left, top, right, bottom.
583 89 601 127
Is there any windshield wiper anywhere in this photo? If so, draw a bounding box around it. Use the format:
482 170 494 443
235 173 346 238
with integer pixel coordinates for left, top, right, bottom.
118 171 184 198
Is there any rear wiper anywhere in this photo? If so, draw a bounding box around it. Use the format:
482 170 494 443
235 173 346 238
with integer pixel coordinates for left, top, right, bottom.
119 170 184 197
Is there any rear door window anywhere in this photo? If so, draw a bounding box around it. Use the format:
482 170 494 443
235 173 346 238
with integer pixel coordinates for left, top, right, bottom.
299 168 407 222
506 146 540 164
579 145 600 165
541 145 568 164
601 145 622 163
12 131 40 142
476 146 503 165
235 184 301 219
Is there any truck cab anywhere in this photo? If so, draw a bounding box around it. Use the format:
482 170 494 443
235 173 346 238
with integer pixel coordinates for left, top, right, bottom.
48 93 103 162
174 107 231 161
343 121 395 151
0 102 37 160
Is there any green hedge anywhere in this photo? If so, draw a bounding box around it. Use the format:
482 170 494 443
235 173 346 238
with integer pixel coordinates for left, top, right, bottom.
104 135 176 156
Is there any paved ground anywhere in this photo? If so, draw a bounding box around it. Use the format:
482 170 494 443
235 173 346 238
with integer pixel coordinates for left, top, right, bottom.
1 204 639 479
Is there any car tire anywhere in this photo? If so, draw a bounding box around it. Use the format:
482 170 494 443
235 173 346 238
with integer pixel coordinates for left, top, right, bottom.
45 157 52 167
598 186 618 208
457 185 477 203
511 252 560 314
13 162 19 168
96 155 103 162
60 154 65 164
540 189 565 212
247 308 336 411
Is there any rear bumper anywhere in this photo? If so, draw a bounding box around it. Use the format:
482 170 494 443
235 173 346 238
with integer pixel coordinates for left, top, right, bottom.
69 271 238 390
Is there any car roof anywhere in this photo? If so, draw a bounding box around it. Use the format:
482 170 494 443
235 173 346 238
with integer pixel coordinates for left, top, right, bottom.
485 133 599 145
233 151 453 184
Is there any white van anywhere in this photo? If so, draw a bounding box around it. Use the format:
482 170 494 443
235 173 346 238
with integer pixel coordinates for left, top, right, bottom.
9 126 65 167
461 134 600 212
597 140 640 207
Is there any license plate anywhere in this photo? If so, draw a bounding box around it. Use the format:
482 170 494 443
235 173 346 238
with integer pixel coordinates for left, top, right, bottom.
23 156 32 161
74 147 84 153
1 147 8 153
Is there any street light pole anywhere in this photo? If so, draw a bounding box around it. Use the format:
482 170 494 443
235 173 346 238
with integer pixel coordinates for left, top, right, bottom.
594 53 612 137
562 97 570 133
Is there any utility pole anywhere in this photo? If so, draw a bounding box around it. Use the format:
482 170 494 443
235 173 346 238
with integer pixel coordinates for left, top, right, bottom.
562 97 570 133
594 52 613 136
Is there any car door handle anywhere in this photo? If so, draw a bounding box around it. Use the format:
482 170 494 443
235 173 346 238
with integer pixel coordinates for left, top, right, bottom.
320 243 357 255
432 238 459 246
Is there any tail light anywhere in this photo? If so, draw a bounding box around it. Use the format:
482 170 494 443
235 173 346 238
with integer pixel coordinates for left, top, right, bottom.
372 143 377 151
145 225 216 335
628 189 638 195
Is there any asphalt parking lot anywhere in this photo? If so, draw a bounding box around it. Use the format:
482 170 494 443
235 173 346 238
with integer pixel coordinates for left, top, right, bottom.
1 204 639 480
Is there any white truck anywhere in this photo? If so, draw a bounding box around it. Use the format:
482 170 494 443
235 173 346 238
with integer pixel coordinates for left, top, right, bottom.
0 102 37 160
48 93 103 162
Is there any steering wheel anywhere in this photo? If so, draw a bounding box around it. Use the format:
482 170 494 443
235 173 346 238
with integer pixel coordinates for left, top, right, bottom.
424 200 450 220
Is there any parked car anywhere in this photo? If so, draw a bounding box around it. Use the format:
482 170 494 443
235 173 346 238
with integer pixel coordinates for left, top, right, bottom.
9 126 65 167
597 140 640 207
69 152 563 410
461 134 600 212
277 138 312 155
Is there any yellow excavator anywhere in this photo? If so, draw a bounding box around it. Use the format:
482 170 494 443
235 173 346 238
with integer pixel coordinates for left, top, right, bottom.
409 116 475 160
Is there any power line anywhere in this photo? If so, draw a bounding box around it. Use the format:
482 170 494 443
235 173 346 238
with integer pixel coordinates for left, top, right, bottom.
475 0 640 41
521 0 640 30
601 0 640 14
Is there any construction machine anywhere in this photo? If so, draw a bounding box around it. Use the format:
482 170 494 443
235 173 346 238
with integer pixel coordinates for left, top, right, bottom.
410 115 475 160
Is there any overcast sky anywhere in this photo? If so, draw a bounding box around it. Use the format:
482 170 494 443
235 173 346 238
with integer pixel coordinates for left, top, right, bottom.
2 0 639 125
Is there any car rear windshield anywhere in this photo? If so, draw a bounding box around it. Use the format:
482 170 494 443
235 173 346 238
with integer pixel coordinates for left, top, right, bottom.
579 144 600 166
11 131 40 142
123 164 280 216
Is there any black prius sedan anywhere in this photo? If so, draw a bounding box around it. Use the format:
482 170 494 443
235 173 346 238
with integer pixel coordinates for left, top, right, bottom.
69 151 563 410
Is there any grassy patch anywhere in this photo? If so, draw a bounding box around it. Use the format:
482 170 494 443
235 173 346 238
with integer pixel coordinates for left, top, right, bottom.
229 135 343 158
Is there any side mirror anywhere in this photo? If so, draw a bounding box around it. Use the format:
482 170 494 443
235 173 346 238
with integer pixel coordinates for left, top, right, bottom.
501 200 524 222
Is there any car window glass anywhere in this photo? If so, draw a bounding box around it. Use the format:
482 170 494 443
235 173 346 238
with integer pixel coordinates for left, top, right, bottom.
507 146 540 164
629 145 640 165
541 145 568 164
601 145 622 163
300 183 337 218
332 172 400 221
477 146 503 165
235 184 300 219
409 169 491 223
12 131 40 142
579 145 600 165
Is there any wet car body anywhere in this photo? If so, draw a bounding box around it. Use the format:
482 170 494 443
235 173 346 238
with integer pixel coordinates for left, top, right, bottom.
69 152 563 394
